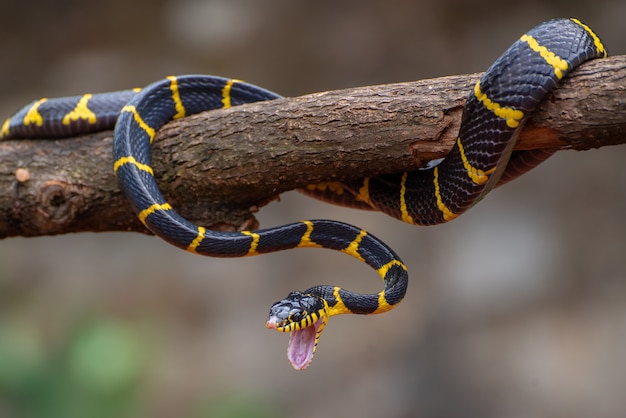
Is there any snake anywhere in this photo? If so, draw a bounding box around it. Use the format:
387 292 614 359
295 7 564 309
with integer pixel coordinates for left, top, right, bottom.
0 18 606 370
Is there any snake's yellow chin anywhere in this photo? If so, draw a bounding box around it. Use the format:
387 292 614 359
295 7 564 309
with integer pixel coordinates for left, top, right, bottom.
287 317 324 370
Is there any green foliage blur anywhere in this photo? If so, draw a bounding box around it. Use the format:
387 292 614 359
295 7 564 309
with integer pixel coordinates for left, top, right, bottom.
0 318 146 418
0 318 273 418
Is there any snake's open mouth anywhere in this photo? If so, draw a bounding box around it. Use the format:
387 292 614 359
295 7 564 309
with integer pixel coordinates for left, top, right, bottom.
286 317 323 370
266 315 324 370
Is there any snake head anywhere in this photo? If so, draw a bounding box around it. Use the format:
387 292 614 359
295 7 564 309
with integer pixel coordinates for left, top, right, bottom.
266 291 329 370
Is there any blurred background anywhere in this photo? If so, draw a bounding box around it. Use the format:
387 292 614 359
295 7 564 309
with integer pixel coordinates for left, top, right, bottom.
1 1 625 417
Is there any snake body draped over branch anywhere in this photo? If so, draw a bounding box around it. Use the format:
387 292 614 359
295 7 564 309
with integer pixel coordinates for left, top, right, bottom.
1 18 606 370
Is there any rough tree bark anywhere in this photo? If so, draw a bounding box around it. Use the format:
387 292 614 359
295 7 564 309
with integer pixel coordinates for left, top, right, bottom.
1 55 624 238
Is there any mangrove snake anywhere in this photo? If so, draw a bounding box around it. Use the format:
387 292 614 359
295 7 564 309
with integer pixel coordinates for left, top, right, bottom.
0 18 606 370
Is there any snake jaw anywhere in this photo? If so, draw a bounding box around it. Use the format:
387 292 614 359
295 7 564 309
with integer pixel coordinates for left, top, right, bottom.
266 291 329 370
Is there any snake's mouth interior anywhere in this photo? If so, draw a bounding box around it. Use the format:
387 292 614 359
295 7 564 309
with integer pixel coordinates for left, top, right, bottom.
286 317 323 370
267 314 324 370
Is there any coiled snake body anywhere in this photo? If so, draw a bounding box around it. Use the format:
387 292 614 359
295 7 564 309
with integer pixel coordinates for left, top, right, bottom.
1 18 606 370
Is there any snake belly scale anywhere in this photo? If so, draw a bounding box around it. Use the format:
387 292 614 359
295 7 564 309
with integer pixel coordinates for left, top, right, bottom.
0 18 606 370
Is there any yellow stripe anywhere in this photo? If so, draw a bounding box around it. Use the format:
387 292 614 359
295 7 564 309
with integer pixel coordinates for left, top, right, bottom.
376 259 407 281
166 76 186 119
341 229 366 262
221 79 241 109
62 94 97 126
399 172 414 224
187 226 206 253
328 286 351 315
307 312 320 327
520 34 569 79
24 98 47 127
456 137 495 185
355 177 372 206
121 105 156 143
375 291 393 313
570 18 607 58
297 220 323 248
474 81 524 128
241 230 260 256
433 167 458 221
138 202 172 224
279 323 297 333
373 260 408 313
1 118 10 138
113 156 154 175
306 182 345 196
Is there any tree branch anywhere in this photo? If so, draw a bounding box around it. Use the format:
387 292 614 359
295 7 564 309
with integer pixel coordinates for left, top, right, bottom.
1 55 624 238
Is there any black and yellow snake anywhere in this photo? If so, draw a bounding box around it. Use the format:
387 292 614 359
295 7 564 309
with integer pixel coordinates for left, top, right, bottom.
0 18 606 370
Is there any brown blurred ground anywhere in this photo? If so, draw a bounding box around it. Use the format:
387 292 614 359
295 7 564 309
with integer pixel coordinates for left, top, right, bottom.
1 1 625 417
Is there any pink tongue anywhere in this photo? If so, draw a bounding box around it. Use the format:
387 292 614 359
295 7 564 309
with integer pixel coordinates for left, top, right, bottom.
287 319 320 370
